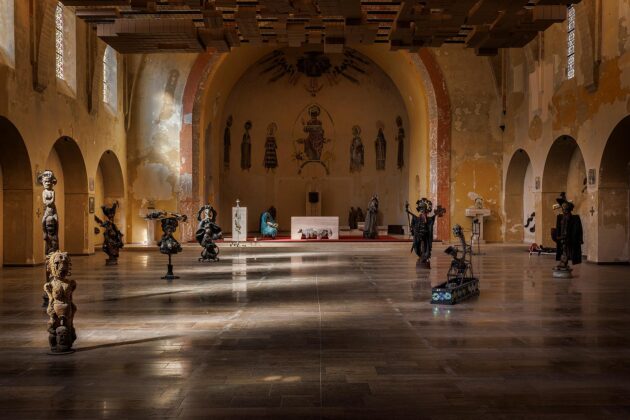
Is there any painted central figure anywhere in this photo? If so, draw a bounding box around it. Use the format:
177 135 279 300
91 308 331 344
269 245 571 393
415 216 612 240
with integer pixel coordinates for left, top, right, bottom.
302 105 325 161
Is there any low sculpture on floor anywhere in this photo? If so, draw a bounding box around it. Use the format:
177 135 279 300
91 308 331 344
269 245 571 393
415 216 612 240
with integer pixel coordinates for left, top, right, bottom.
431 224 480 305
196 204 223 262
363 195 379 239
405 198 446 268
157 213 188 279
552 193 583 278
94 201 124 265
260 206 279 239
44 251 77 354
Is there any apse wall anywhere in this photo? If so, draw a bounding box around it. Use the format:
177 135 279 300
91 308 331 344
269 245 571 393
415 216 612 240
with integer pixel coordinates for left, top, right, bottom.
213 48 410 232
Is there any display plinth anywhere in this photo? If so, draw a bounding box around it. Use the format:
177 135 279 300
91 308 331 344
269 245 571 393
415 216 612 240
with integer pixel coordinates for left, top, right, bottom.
465 208 491 244
431 277 480 305
291 217 339 240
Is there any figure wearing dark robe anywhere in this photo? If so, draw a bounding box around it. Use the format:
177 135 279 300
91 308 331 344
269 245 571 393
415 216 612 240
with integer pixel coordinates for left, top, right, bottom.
375 126 387 171
554 199 583 266
395 116 405 170
348 207 358 230
224 115 233 170
302 105 325 161
264 123 279 171
406 198 445 268
356 207 365 223
363 195 379 239
241 120 252 170
350 125 364 173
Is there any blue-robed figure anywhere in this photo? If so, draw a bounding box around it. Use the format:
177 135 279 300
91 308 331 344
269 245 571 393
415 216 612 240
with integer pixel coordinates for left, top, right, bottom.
260 206 279 239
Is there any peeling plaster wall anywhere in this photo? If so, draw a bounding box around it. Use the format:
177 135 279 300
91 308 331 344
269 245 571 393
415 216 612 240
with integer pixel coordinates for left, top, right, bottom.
0 1 127 264
503 0 630 262
127 54 197 243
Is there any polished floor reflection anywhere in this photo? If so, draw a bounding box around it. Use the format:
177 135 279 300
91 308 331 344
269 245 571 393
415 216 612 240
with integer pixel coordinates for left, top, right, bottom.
1 243 629 419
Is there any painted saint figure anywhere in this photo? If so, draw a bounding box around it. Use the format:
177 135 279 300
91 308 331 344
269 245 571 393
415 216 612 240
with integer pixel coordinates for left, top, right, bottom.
94 201 124 265
375 124 387 170
264 123 279 171
396 116 405 170
363 195 379 239
302 105 326 161
224 115 233 170
260 206 279 239
196 205 223 262
241 120 252 170
44 251 77 353
349 125 364 173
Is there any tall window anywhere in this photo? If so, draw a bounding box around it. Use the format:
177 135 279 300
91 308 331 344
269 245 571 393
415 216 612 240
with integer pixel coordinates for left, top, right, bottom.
54 1 76 95
55 2 64 80
102 46 118 112
0 0 16 68
567 4 576 80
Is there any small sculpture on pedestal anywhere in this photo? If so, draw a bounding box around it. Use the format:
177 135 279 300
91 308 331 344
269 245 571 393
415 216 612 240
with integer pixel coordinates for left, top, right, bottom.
157 213 188 280
44 251 77 354
94 201 124 265
363 195 379 239
196 205 223 262
260 206 279 239
552 193 583 278
405 198 446 268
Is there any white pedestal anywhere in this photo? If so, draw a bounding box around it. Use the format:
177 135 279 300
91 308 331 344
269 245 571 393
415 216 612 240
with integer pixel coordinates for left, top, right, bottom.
465 208 491 244
231 206 247 242
145 219 157 245
291 217 339 240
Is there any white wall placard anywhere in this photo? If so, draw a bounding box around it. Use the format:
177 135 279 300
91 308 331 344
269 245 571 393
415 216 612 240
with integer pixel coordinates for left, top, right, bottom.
232 206 247 242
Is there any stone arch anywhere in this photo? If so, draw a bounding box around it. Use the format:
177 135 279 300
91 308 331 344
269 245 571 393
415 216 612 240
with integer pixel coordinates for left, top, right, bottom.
95 150 125 245
597 115 630 262
505 149 534 243
541 135 587 250
0 116 33 265
46 136 89 255
179 49 451 241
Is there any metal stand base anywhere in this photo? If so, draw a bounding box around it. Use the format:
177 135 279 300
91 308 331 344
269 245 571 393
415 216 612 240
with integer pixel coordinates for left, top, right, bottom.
105 258 118 266
552 267 573 278
161 264 179 280
47 349 75 355
431 278 480 305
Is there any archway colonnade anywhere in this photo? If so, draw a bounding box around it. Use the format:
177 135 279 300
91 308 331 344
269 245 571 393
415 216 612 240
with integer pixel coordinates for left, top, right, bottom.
0 116 126 266
504 116 630 263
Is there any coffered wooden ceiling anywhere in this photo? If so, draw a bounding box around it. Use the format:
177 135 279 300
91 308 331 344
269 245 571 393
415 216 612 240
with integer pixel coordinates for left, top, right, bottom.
61 0 581 55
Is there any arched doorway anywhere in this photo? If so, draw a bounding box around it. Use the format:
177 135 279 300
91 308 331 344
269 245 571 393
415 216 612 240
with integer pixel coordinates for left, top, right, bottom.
541 136 587 252
505 149 535 243
598 116 630 262
95 150 125 246
46 137 88 255
0 117 33 265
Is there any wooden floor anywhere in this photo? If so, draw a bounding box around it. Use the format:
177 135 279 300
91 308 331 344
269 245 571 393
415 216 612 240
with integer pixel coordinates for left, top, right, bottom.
1 243 629 419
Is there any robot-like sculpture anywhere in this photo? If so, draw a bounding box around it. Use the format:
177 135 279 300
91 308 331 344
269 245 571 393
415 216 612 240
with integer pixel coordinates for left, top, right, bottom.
157 213 188 279
44 251 77 354
94 201 124 265
405 198 446 268
196 205 223 262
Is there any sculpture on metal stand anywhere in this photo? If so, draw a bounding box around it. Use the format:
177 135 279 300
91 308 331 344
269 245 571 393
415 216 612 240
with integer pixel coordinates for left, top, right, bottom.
196 204 223 262
405 198 446 268
260 206 279 239
44 251 77 354
363 195 379 239
157 213 188 280
431 224 480 305
94 201 124 265
552 192 583 278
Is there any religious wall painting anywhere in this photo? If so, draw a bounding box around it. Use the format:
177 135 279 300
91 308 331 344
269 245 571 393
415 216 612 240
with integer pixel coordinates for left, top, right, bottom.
223 115 233 170
396 116 405 170
258 48 371 97
241 120 252 171
349 125 364 173
375 121 387 171
264 122 279 171
292 104 335 175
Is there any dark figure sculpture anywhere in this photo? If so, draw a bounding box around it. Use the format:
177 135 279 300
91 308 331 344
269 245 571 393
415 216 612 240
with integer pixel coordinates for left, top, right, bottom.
241 120 252 170
196 205 223 262
223 115 233 170
264 123 279 171
44 251 77 354
552 193 583 278
157 213 187 279
94 201 124 265
348 207 358 230
349 125 364 173
405 198 446 268
375 125 387 170
261 206 279 239
356 207 365 223
363 195 379 239
396 116 405 170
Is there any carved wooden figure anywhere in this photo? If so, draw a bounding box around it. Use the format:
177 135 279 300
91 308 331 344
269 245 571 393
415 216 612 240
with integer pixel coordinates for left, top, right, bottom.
44 251 77 354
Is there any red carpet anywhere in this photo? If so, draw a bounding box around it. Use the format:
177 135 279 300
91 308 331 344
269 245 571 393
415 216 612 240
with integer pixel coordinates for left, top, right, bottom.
218 235 410 243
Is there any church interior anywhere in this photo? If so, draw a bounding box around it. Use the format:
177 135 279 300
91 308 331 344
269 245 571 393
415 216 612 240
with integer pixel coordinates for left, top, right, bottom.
1 0 630 417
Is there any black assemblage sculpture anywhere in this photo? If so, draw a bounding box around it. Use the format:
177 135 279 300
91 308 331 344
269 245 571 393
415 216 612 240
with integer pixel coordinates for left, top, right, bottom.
405 198 446 268
157 213 188 280
94 201 124 265
196 204 223 262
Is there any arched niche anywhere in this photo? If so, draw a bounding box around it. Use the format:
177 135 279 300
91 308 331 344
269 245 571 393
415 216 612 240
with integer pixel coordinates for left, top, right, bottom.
541 136 587 251
505 149 535 243
95 150 125 246
0 116 33 265
46 137 88 255
598 116 630 262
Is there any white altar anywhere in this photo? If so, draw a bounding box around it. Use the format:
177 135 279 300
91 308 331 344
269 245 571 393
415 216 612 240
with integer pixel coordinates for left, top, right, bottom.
231 202 247 242
291 217 339 240
465 207 491 244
